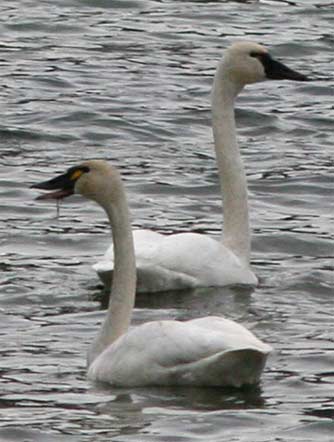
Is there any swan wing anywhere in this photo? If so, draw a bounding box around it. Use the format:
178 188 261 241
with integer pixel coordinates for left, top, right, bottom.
88 318 271 387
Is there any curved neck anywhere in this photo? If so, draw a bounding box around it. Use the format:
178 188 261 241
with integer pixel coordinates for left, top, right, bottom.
211 62 250 264
87 183 136 366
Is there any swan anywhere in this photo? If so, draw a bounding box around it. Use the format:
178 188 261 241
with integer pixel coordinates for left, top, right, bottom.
94 41 309 293
32 159 272 387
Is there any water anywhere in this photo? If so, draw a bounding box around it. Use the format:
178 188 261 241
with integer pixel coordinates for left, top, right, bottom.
1 0 333 440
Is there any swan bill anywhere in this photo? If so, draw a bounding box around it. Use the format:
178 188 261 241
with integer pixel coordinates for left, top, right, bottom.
258 53 310 81
31 165 90 200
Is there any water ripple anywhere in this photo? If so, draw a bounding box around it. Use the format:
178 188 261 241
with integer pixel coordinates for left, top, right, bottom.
1 1 333 441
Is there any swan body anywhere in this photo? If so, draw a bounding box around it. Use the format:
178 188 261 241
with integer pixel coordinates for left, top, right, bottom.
33 158 272 387
88 317 270 387
95 230 258 293
94 41 309 293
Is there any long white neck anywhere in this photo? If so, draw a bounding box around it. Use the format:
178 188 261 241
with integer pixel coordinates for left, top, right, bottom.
211 61 250 265
87 182 136 366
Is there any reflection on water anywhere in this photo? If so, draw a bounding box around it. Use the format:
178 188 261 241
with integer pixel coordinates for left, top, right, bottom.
1 0 334 441
93 383 266 414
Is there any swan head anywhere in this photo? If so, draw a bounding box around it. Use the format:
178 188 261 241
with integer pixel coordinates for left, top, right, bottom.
222 41 309 87
32 160 123 209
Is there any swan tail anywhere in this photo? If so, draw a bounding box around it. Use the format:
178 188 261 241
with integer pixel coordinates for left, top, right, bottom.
171 348 269 387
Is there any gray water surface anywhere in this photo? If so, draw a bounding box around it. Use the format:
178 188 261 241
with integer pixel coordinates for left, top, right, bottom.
0 0 333 441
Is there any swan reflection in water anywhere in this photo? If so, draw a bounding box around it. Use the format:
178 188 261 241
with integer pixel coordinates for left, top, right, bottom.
92 382 267 417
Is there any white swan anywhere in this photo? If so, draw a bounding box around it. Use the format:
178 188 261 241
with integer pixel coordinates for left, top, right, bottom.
94 41 309 293
32 159 272 387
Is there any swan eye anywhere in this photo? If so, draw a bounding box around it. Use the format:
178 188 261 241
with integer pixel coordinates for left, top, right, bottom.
249 51 263 58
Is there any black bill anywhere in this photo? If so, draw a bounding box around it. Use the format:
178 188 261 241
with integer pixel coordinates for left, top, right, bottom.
259 53 310 81
31 166 89 201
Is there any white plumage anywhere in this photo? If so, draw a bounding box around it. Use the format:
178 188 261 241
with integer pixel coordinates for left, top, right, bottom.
94 41 308 293
33 156 272 387
88 317 271 387
95 230 257 292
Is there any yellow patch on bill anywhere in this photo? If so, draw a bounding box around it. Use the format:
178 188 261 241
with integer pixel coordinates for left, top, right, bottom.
70 169 84 181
